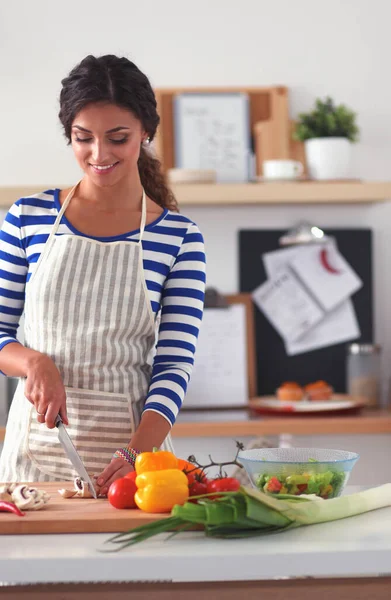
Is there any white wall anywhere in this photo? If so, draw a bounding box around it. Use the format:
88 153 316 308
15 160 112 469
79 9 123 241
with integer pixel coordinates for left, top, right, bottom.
1 0 391 397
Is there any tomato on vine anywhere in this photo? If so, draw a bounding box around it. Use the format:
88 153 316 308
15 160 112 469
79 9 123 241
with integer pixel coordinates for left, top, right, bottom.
206 477 241 497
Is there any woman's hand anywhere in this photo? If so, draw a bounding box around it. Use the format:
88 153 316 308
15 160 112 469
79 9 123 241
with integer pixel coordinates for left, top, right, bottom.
96 458 134 496
24 353 68 429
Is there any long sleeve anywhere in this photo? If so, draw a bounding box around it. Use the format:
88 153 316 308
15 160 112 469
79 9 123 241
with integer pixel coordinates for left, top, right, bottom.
143 222 206 426
0 201 28 351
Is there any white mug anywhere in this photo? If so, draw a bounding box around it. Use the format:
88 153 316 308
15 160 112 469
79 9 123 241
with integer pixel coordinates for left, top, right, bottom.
263 159 304 180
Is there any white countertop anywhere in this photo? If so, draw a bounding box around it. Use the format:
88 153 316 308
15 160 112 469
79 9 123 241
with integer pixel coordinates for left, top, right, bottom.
1 487 391 585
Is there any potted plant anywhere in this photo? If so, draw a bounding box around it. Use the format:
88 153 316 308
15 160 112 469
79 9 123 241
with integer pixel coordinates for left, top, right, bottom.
293 97 359 180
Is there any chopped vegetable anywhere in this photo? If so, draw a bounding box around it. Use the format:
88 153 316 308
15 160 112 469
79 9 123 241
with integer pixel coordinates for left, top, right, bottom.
0 501 25 517
264 477 282 494
59 477 99 499
135 469 189 513
105 483 391 550
255 469 346 498
0 484 50 510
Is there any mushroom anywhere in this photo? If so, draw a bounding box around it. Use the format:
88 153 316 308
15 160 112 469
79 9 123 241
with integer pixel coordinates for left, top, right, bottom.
11 485 50 511
0 485 13 503
58 476 100 499
58 488 77 499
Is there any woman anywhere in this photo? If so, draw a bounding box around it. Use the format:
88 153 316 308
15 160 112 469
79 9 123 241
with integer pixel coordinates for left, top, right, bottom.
0 55 206 495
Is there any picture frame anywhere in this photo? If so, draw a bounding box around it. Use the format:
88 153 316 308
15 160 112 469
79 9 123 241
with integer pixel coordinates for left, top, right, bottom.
173 93 251 183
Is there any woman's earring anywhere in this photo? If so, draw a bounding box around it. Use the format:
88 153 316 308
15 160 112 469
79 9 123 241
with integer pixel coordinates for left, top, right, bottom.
143 137 151 145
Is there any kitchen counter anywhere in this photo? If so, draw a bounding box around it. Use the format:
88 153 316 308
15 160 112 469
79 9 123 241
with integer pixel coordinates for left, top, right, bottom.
2 408 391 442
172 408 391 437
0 486 391 599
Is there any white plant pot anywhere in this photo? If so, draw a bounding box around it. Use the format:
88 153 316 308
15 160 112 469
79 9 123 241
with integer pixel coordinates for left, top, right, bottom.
304 137 352 180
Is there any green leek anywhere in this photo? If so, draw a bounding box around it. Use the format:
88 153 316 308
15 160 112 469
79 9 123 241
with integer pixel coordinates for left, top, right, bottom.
105 484 391 550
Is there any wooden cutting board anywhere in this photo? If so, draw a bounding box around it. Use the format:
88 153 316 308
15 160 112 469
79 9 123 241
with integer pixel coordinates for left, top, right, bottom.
0 482 170 535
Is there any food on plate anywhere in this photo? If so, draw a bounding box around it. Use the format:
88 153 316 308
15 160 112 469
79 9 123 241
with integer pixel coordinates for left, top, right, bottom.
108 476 137 509
255 469 346 499
305 380 333 401
58 476 100 499
277 381 304 401
0 484 50 511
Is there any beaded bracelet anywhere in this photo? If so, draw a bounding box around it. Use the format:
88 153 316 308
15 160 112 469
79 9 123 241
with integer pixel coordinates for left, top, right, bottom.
113 447 140 467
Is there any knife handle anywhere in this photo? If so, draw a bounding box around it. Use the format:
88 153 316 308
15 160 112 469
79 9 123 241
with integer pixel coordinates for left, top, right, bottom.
54 414 63 428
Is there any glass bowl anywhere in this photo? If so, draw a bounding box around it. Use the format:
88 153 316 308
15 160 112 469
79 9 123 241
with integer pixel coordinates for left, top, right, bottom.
238 447 359 499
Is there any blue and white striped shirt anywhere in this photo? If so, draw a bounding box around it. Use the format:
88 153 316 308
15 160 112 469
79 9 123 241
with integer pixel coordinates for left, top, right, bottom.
0 189 206 426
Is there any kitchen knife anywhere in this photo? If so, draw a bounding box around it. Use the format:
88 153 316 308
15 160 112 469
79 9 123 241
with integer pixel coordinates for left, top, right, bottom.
55 415 98 499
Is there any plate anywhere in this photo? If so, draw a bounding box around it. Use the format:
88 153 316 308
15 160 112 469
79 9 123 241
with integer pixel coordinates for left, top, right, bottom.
249 394 367 415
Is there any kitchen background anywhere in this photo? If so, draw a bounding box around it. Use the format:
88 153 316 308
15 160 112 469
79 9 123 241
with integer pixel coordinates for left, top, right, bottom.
1 0 391 467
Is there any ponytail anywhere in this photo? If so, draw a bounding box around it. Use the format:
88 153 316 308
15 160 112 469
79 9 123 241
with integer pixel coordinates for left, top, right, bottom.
138 146 178 212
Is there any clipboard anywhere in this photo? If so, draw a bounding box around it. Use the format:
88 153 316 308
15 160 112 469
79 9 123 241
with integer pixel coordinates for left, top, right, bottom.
183 291 256 410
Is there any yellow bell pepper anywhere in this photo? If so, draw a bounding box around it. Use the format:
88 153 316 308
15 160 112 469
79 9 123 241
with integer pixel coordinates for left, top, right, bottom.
135 469 189 513
135 449 178 475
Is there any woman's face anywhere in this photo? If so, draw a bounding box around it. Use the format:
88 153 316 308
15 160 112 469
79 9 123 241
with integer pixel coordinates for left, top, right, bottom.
71 103 147 187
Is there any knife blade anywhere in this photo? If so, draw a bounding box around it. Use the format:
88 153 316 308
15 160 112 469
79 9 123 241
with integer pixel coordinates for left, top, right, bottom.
55 415 98 499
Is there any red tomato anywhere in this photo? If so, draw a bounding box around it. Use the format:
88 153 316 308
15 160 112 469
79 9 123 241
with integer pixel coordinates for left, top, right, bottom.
265 477 282 493
188 479 208 501
186 471 207 486
124 471 137 482
206 477 241 497
108 477 137 509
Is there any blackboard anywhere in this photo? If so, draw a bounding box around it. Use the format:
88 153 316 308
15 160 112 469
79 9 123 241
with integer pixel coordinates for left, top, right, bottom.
239 229 373 395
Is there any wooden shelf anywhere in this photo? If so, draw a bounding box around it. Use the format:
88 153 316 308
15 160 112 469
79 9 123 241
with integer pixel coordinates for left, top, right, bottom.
1 182 391 210
171 181 391 206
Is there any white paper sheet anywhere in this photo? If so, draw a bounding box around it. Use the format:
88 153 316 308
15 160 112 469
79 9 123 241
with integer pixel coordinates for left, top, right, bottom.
252 268 324 343
262 245 361 355
290 240 362 312
285 299 360 355
184 304 248 408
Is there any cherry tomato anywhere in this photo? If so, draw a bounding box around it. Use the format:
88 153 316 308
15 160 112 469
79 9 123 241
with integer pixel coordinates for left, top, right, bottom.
206 477 241 498
108 477 137 509
186 470 207 486
188 479 208 501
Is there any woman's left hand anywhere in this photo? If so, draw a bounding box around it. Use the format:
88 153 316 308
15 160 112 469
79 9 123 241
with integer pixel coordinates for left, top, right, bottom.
96 458 134 496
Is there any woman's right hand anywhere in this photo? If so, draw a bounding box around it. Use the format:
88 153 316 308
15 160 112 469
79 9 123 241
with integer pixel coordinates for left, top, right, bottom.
24 353 68 429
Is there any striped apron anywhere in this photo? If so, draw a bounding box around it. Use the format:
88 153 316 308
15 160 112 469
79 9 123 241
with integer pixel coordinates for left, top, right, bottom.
0 182 173 482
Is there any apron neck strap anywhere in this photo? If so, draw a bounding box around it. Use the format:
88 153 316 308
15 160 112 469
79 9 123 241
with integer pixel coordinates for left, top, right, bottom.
138 188 147 244
52 182 80 236
53 182 148 240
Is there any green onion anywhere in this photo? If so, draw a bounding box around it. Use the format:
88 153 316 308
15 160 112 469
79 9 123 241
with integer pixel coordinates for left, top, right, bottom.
104 484 391 551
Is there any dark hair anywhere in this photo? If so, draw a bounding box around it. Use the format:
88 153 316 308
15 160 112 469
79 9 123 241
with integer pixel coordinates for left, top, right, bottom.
59 54 178 211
